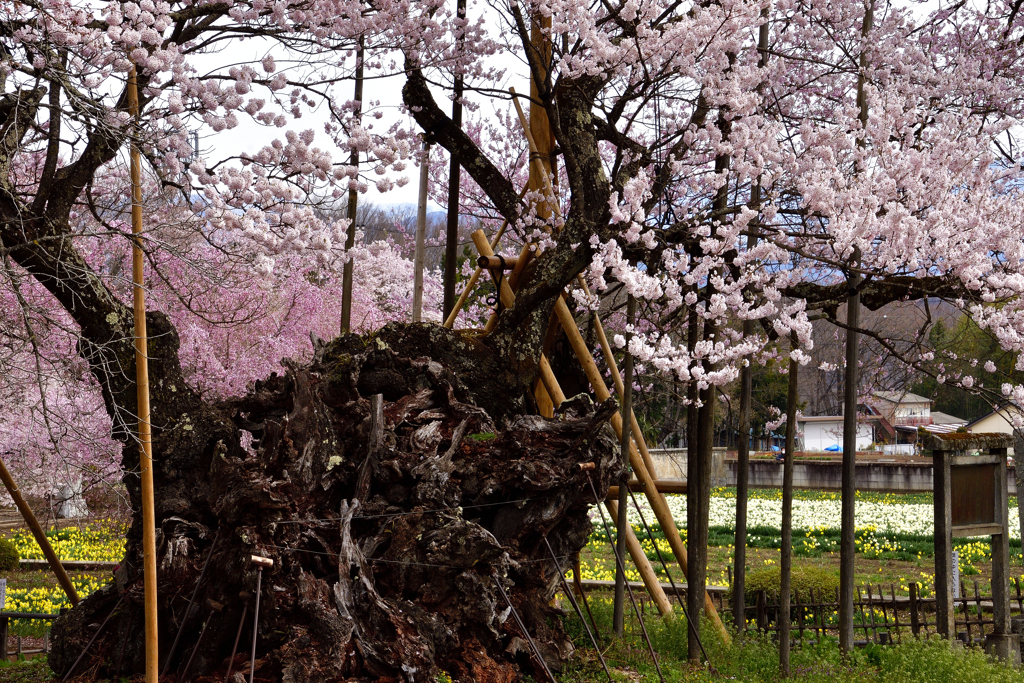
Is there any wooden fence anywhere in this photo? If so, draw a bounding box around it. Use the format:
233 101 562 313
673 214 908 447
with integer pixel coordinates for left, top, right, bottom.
753 578 1024 645
0 611 58 659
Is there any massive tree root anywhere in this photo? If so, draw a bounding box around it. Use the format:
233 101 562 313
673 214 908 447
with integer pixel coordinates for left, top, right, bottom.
50 324 622 682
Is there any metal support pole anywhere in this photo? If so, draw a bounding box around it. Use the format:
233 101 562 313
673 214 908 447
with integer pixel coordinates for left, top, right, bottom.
223 595 250 683
493 575 557 683
542 536 611 681
626 488 713 670
61 596 125 683
249 556 273 683
587 475 665 683
162 531 219 677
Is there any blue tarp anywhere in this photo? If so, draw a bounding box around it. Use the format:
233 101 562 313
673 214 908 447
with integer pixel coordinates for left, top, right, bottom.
824 445 842 452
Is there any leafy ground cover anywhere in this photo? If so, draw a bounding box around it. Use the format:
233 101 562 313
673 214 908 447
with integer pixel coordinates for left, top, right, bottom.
560 595 1024 682
0 658 52 683
0 496 1021 681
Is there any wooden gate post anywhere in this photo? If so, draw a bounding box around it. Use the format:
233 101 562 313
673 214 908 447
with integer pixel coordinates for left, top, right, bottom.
989 443 1016 663
932 445 954 639
928 433 1018 664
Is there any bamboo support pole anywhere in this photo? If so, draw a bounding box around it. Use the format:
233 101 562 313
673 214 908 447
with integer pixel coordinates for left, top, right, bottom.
579 276 660 479
537 354 566 407
471 230 671 615
578 281 728 636
509 89 559 224
128 65 159 683
482 240 534 335
607 480 688 497
510 89 727 640
513 87 668 478
446 185 531 330
471 231 564 406
533 377 555 418
552 296 728 639
443 211 515 329
477 255 518 270
0 459 78 605
509 88 727 638
605 499 673 616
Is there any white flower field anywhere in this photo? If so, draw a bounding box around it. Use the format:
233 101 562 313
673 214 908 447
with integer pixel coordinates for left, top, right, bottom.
626 490 1020 540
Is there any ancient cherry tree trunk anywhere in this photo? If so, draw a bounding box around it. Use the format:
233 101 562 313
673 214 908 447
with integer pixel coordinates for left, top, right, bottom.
49 325 622 682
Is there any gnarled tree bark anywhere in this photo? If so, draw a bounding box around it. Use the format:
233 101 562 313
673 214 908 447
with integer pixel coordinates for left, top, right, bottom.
49 324 623 682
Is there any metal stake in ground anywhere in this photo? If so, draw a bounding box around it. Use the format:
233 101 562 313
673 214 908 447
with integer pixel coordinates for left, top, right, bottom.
492 573 557 683
224 592 252 683
249 555 273 683
586 474 666 683
162 530 221 678
542 535 612 681
61 595 126 683
179 599 223 682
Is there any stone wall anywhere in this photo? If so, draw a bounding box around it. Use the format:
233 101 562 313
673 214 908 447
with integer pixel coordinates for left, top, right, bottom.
648 449 1019 494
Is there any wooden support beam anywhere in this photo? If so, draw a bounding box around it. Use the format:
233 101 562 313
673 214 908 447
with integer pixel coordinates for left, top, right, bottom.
442 217 509 329
508 90 729 641
606 499 673 617
443 184 529 329
551 294 729 641
471 230 671 615
472 230 565 408
128 65 160 683
608 480 688 497
577 277 662 480
477 255 519 270
0 459 78 606
482 242 534 335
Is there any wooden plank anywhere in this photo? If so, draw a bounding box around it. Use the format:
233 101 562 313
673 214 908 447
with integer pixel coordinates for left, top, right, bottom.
19 560 119 571
951 454 1004 467
952 523 1003 537
604 499 673 616
607 480 687 497
577 579 728 594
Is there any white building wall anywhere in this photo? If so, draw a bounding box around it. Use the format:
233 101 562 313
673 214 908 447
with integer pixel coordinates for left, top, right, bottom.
894 403 930 420
970 409 1023 435
800 420 873 451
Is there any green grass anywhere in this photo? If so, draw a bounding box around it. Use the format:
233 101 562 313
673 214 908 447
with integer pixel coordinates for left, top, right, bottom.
561 594 1024 682
0 658 53 683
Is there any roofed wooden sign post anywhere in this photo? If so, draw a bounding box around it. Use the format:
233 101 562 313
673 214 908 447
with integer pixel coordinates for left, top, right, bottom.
927 432 1018 664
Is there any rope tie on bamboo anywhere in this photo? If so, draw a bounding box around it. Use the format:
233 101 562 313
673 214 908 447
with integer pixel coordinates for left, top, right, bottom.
485 255 507 314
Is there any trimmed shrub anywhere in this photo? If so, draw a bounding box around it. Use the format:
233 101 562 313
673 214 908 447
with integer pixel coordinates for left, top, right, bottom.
0 537 19 571
743 565 839 604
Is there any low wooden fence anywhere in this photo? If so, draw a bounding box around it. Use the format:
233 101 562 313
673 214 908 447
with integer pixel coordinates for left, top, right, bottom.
753 578 1024 645
0 611 59 659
